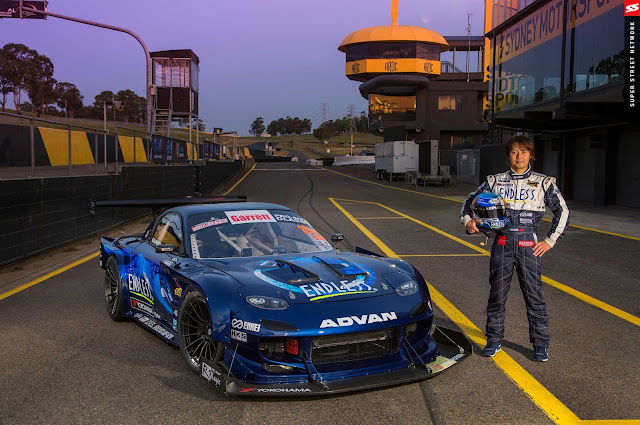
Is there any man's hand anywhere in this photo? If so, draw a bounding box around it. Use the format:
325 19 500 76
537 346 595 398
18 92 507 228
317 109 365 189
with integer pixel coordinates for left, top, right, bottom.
533 241 551 257
465 219 482 234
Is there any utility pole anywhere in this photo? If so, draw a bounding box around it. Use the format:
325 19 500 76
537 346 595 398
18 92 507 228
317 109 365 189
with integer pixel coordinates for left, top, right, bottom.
347 104 357 156
467 13 472 83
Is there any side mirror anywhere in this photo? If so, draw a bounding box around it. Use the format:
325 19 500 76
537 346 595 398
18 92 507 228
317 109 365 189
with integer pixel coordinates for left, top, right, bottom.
331 233 344 243
155 244 176 253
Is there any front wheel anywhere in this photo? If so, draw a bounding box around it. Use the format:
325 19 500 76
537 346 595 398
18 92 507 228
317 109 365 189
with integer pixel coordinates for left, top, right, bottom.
104 256 125 321
178 291 223 374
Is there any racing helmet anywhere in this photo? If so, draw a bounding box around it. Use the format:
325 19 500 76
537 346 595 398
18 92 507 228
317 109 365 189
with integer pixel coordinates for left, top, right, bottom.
471 193 508 230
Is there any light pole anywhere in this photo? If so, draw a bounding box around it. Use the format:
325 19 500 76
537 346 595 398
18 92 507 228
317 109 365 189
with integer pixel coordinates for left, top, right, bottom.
23 6 154 135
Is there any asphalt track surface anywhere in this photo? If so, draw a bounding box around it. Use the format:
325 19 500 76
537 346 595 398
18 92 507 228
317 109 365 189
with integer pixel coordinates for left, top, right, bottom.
1 153 639 425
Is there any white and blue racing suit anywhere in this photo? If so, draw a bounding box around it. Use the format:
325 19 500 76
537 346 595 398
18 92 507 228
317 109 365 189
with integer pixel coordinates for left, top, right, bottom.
460 166 570 348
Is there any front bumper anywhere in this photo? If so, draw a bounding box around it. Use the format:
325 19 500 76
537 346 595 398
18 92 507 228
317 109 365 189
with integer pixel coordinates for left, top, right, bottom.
201 326 472 396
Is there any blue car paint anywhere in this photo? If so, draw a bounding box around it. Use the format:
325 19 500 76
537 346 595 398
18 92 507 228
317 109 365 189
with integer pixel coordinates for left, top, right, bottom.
100 202 441 387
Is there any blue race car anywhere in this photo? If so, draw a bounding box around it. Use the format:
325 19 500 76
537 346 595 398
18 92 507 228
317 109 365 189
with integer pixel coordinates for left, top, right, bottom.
95 198 471 396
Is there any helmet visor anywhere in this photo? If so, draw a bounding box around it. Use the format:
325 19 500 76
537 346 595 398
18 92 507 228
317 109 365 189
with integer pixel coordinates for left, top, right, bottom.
473 205 506 219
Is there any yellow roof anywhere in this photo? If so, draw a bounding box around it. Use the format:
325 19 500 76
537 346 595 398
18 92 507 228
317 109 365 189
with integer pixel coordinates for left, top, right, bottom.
339 24 449 52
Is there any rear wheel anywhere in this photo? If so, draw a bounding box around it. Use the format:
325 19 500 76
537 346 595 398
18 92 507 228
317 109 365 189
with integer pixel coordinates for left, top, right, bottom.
178 291 223 374
104 256 124 321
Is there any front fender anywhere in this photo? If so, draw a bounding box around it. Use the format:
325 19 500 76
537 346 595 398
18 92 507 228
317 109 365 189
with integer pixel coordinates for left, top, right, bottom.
188 271 242 344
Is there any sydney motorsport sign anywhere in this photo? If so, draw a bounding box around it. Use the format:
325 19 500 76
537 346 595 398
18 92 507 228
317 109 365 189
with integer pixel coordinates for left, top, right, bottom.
496 0 623 64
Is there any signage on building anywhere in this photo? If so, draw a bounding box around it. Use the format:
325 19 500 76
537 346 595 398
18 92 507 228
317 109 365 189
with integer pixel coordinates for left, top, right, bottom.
345 58 441 76
0 1 47 19
496 0 623 64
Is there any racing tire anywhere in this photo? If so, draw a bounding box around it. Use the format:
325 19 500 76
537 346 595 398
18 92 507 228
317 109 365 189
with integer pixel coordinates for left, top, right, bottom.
178 291 224 374
104 256 125 321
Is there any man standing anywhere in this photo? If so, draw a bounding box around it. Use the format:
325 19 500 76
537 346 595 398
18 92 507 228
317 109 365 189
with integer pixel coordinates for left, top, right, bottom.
460 135 570 362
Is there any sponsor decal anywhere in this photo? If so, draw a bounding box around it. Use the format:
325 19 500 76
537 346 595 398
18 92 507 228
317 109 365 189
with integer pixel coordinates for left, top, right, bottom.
497 186 537 202
519 211 533 217
519 218 534 224
231 318 261 333
526 180 539 187
286 338 298 355
241 388 311 393
224 210 276 224
319 311 397 328
174 285 182 297
300 276 377 301
173 318 177 330
518 240 535 247
498 235 507 246
191 217 229 232
273 213 309 225
296 224 329 245
488 198 500 204
231 329 247 342
162 259 175 268
201 362 222 386
131 298 154 315
259 260 277 267
497 177 511 183
127 272 154 304
134 313 174 340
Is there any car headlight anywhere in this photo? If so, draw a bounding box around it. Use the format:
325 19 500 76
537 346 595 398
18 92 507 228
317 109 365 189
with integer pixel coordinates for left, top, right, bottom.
395 280 418 296
246 295 289 310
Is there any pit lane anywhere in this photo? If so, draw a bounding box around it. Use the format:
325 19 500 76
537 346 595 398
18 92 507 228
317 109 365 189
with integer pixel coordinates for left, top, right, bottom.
1 155 638 424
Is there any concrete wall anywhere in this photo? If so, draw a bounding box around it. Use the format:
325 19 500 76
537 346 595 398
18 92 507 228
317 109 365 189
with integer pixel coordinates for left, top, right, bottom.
0 161 243 267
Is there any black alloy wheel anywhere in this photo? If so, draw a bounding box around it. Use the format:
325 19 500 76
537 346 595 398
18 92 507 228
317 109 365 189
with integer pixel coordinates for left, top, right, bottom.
178 291 222 373
104 256 124 321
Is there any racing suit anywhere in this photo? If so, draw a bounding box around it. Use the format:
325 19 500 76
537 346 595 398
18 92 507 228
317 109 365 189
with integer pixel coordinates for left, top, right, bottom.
460 166 570 348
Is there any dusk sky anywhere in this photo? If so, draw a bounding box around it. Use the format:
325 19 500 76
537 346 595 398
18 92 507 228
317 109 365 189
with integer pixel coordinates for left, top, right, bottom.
1 0 485 135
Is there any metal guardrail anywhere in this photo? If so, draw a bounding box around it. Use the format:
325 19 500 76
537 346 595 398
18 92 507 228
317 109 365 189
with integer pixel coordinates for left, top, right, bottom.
0 110 113 177
0 112 212 179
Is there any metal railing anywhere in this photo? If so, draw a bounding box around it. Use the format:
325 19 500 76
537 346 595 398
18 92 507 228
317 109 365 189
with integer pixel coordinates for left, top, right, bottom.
0 111 113 178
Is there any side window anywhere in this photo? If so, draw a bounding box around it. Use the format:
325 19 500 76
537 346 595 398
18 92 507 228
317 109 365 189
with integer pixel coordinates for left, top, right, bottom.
152 213 183 249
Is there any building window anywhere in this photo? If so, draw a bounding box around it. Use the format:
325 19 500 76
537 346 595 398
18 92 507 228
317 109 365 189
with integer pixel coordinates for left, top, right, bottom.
438 95 463 111
346 42 440 62
369 95 416 114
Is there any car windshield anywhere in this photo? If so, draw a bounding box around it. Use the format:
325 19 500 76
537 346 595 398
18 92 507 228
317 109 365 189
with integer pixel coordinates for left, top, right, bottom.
187 209 333 259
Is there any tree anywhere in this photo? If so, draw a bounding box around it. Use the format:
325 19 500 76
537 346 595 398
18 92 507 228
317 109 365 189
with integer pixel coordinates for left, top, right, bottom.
249 117 265 136
266 120 278 136
0 49 11 111
115 89 145 123
56 82 84 118
25 52 57 115
93 90 115 109
1 43 32 112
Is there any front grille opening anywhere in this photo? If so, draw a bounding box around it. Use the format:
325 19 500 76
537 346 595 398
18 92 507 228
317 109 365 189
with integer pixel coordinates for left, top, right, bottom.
312 327 399 365
259 337 287 362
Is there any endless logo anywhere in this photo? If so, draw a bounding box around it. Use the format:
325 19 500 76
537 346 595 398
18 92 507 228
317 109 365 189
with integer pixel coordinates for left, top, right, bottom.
320 312 397 328
128 272 154 303
231 318 261 333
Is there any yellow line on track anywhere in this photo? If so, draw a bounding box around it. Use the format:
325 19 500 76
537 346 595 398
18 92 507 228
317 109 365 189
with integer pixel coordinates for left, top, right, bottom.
582 421 640 424
0 252 100 301
321 167 639 241
355 217 405 220
399 254 486 257
223 163 257 195
330 197 581 425
354 200 640 329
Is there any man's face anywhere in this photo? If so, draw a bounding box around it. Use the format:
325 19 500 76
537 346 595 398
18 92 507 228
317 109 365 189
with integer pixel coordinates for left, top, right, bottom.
509 143 531 172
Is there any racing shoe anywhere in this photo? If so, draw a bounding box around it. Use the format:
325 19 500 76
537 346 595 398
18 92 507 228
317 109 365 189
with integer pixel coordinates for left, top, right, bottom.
533 346 549 362
481 340 501 357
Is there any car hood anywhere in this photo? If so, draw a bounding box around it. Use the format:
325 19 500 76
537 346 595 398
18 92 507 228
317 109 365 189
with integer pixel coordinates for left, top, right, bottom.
200 252 411 304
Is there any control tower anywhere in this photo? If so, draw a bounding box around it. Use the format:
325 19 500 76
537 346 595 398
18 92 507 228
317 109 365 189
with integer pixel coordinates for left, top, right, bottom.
150 49 199 140
339 0 488 159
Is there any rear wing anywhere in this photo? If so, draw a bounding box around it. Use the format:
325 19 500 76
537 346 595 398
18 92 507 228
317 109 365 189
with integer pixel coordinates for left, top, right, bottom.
89 196 247 217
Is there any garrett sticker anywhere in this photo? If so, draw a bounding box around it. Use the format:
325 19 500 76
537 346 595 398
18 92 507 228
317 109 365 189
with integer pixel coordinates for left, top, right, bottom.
224 210 276 224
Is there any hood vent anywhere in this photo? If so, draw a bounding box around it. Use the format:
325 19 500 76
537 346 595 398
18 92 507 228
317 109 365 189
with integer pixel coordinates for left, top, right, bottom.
313 256 369 279
261 260 319 285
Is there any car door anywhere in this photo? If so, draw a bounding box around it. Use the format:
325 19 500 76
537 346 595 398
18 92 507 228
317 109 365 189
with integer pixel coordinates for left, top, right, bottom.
132 212 185 329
